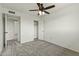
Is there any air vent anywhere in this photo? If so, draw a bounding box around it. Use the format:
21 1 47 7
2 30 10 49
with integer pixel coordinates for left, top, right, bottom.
8 11 15 14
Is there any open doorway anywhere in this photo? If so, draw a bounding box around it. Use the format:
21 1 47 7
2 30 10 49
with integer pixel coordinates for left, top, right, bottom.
3 13 21 48
34 21 39 40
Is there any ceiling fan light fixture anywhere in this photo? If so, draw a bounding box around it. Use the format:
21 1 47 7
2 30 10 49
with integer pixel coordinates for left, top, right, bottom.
42 11 45 15
39 11 42 15
29 3 55 15
38 11 45 15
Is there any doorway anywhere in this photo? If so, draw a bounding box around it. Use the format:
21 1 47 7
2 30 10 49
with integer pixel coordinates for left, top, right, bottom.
34 21 38 40
3 13 20 48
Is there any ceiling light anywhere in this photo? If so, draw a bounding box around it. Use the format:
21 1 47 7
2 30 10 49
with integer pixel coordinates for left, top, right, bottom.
42 12 45 15
38 11 45 15
39 11 42 15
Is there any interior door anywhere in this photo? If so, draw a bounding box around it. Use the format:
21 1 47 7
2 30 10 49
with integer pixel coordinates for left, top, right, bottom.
4 15 15 47
34 21 38 40
4 14 20 46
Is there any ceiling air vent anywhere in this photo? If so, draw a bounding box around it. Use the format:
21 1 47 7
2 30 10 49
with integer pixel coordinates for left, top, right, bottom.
8 11 15 14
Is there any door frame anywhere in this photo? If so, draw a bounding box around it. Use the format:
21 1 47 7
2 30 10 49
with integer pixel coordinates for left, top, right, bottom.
2 13 21 48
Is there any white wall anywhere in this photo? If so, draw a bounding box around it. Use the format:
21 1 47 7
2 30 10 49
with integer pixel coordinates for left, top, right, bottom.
0 6 3 54
43 4 79 52
20 14 34 43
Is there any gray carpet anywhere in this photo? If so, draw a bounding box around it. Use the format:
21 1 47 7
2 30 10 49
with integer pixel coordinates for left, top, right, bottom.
1 40 79 56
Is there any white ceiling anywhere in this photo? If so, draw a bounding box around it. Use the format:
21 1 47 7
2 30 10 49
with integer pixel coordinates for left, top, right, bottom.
0 3 71 15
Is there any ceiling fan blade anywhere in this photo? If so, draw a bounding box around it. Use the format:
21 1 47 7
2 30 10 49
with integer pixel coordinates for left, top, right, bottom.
44 5 55 10
37 3 41 8
37 3 43 10
41 4 44 10
29 9 38 11
44 11 50 14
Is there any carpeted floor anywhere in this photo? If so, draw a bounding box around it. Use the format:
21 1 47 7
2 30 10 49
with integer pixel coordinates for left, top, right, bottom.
1 40 79 56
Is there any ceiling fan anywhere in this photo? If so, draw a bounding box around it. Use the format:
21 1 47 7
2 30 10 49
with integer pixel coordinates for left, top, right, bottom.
29 3 55 15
